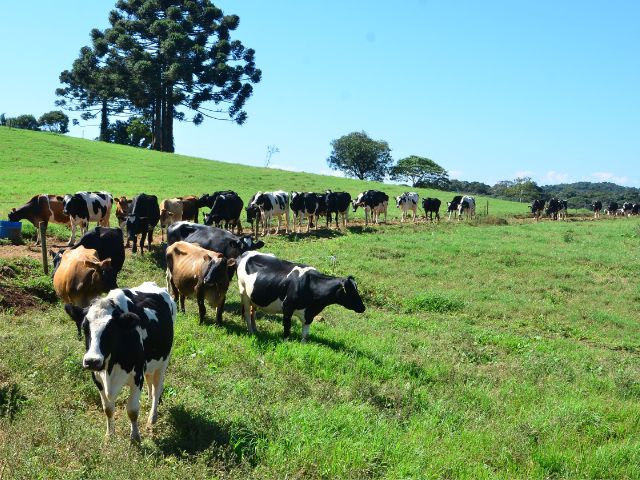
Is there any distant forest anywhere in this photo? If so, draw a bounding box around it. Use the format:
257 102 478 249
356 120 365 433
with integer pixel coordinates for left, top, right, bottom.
442 180 640 210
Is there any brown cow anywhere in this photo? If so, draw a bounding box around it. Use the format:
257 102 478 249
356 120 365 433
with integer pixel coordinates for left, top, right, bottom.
159 198 184 241
114 196 132 246
53 246 117 308
8 194 70 245
165 241 236 325
177 196 199 223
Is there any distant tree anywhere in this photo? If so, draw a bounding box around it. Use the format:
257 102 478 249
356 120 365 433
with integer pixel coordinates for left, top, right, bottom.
76 1 262 153
7 114 40 131
105 117 152 148
38 110 70 133
0 113 6 126
492 177 542 202
327 131 393 181
390 155 448 188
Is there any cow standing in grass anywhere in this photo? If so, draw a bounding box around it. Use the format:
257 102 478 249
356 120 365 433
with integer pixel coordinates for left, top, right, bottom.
8 194 70 245
592 200 602 219
248 191 290 236
395 192 419 222
422 198 441 222
325 191 351 229
352 190 388 226
531 199 545 221
63 191 113 246
64 282 175 442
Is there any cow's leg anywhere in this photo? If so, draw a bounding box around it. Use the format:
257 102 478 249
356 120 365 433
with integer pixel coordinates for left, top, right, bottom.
147 365 167 427
68 220 77 246
131 235 138 254
127 381 142 442
139 235 145 255
241 295 254 333
197 290 206 324
215 296 225 326
180 294 185 313
147 228 153 246
282 310 293 340
96 377 116 439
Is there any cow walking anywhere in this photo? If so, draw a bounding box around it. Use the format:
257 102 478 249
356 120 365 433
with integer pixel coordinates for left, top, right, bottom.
248 191 290 236
352 190 388 226
457 196 476 220
63 191 113 246
422 197 441 222
395 192 419 222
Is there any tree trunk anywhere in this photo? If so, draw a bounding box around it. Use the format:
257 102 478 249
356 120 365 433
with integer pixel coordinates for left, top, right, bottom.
99 99 109 142
152 89 162 151
164 85 174 153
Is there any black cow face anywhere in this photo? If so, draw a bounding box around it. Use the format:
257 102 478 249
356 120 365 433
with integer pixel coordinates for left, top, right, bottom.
64 302 141 370
336 276 365 313
240 236 264 252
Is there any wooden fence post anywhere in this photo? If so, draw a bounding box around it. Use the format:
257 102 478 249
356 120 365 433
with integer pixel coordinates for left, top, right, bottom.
486 200 489 216
39 222 48 275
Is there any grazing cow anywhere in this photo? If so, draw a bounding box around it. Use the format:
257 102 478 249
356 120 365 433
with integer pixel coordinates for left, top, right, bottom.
446 195 463 220
325 191 351 229
159 198 184 241
126 193 160 254
7 194 70 245
457 196 476 220
167 222 264 259
395 192 419 222
237 251 366 341
632 204 640 215
53 246 117 307
422 197 441 222
51 226 125 279
248 191 290 235
64 282 175 442
605 202 619 216
176 195 199 223
592 200 603 219
63 191 113 246
531 199 545 221
202 191 244 234
114 196 132 235
165 241 236 324
622 202 633 217
352 190 389 226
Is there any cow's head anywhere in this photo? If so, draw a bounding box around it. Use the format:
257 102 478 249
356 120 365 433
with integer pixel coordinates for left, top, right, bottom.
395 196 403 208
7 208 19 222
231 235 264 255
64 297 141 370
125 215 148 241
159 209 174 229
62 194 75 215
49 248 66 276
90 258 117 291
202 256 237 285
246 205 261 225
335 276 365 313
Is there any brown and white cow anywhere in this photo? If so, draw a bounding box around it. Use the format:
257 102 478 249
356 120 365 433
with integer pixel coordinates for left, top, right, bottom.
159 198 184 241
8 194 70 245
114 196 133 247
53 246 117 307
165 241 237 325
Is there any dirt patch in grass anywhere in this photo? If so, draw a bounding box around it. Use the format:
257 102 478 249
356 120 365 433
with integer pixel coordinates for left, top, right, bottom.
0 259 58 314
0 284 47 314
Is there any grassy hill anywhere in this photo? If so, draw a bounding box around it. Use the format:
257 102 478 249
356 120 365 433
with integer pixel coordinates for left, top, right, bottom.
1 128 639 479
0 127 526 219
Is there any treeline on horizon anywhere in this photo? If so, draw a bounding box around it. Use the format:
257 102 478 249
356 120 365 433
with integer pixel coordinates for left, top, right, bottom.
437 179 640 210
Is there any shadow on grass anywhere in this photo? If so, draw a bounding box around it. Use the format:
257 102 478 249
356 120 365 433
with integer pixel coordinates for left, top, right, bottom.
282 228 345 241
145 243 167 270
156 405 261 465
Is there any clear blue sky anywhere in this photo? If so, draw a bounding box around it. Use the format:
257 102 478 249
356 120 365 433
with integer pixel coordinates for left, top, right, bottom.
1 1 638 186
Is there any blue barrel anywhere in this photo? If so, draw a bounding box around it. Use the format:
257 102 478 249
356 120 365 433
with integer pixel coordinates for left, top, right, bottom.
0 221 22 242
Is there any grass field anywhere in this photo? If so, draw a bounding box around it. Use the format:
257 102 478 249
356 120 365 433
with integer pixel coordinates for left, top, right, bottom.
1 128 639 479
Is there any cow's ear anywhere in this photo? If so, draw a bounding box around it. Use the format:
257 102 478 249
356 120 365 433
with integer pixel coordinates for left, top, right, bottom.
11 208 16 212
64 303 85 336
254 240 265 249
226 258 237 268
116 311 141 329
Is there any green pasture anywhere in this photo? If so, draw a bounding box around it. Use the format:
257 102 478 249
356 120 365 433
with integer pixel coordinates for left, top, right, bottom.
1 128 639 479
0 127 528 220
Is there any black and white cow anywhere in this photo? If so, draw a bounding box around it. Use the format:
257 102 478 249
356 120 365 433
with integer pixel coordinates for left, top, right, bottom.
545 198 567 220
395 192 419 222
245 193 262 239
531 199 545 221
126 193 160 254
422 197 441 222
632 204 640 215
64 282 175 442
622 202 633 217
202 191 244 234
248 191 290 236
167 221 264 259
63 191 113 246
290 192 325 233
325 191 351 229
352 190 388 226
457 195 476 220
236 251 365 341
446 195 463 220
51 226 125 279
605 202 619 216
592 200 603 219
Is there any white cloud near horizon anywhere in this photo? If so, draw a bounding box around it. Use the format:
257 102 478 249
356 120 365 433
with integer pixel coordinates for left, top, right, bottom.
589 171 630 185
543 170 570 184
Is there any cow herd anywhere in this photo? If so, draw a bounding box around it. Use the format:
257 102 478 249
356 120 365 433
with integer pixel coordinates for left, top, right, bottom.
529 198 640 221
